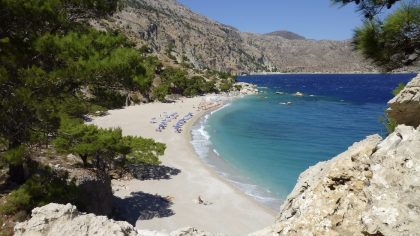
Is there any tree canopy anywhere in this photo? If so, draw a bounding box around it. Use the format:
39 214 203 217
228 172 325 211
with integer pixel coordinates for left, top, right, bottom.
333 0 419 70
353 4 419 70
153 68 217 101
53 117 165 169
0 0 166 183
332 0 401 19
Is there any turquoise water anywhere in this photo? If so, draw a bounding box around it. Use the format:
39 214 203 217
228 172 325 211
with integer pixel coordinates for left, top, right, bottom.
191 73 417 209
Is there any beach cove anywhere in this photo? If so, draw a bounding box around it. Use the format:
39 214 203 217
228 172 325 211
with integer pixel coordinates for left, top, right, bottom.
91 94 274 236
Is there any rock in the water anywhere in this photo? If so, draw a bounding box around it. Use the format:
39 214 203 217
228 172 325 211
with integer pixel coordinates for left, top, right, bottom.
388 73 420 127
14 203 213 236
233 82 259 95
252 125 420 236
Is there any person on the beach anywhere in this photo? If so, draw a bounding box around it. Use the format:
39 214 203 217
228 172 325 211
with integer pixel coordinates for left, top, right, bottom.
198 195 204 204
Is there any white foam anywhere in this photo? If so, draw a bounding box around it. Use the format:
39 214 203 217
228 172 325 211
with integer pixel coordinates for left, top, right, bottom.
211 103 231 115
213 149 220 156
190 101 282 209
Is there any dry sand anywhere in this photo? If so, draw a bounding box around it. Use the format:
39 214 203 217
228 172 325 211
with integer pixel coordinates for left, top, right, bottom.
91 95 275 236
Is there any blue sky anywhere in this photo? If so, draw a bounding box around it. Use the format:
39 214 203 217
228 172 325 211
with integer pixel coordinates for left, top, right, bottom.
177 0 394 40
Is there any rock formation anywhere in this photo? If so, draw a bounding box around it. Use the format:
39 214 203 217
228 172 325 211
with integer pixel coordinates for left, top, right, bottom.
252 125 420 235
36 153 114 216
388 74 420 127
14 203 213 236
97 0 375 74
234 82 259 95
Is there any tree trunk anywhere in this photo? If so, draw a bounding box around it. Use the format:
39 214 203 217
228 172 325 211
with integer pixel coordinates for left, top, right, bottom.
81 155 88 167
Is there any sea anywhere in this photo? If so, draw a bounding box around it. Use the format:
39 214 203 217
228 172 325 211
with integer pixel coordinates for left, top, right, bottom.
190 73 417 209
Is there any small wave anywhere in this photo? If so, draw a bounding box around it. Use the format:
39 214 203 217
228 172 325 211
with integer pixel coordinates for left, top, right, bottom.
228 179 279 203
211 103 231 115
197 124 210 141
213 149 220 156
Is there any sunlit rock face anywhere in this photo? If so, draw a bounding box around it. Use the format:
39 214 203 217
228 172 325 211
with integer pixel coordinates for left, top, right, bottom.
14 203 213 236
388 74 420 128
95 0 374 74
252 125 420 236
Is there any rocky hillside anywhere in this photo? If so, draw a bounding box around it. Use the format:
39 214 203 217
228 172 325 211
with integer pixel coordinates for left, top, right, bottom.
97 0 375 74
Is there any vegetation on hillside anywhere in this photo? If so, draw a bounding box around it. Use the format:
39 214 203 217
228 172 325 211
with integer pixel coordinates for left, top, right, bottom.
0 1 236 232
152 68 235 101
0 1 171 232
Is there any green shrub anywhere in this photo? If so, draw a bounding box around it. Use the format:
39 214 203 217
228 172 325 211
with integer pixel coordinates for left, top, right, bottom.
153 84 170 101
2 146 28 166
0 169 81 215
219 81 232 92
380 114 398 135
392 83 405 96
385 117 398 134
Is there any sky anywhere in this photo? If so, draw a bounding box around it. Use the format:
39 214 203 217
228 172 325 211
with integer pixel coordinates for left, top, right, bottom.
177 0 395 40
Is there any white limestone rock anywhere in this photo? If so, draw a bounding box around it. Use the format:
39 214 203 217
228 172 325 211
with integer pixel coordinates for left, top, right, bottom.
388 73 420 127
252 125 420 236
14 203 212 236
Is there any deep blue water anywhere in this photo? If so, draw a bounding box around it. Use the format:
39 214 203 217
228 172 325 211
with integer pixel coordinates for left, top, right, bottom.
191 73 417 209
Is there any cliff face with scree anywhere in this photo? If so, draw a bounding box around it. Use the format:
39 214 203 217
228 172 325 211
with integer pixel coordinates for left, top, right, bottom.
96 0 375 74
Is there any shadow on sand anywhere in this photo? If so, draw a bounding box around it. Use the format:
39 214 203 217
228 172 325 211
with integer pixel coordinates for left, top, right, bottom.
113 191 174 225
127 164 181 180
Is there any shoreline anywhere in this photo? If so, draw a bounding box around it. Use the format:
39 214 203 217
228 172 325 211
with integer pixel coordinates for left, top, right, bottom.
91 94 275 235
189 102 283 210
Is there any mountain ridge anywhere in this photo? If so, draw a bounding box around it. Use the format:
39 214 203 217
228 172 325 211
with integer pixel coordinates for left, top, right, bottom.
97 0 376 74
265 30 306 40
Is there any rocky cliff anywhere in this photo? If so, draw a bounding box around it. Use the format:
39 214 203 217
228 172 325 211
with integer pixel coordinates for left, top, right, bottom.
96 0 375 74
252 124 420 235
388 74 420 128
32 153 114 216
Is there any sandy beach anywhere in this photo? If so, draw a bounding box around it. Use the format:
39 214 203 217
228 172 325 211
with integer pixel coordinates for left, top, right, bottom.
91 94 275 235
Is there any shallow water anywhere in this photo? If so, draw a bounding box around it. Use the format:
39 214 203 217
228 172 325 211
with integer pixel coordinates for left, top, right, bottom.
191 73 417 209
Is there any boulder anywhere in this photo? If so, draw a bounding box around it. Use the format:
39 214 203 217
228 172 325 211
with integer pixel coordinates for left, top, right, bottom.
14 203 213 236
14 203 138 236
388 74 420 127
68 168 114 216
